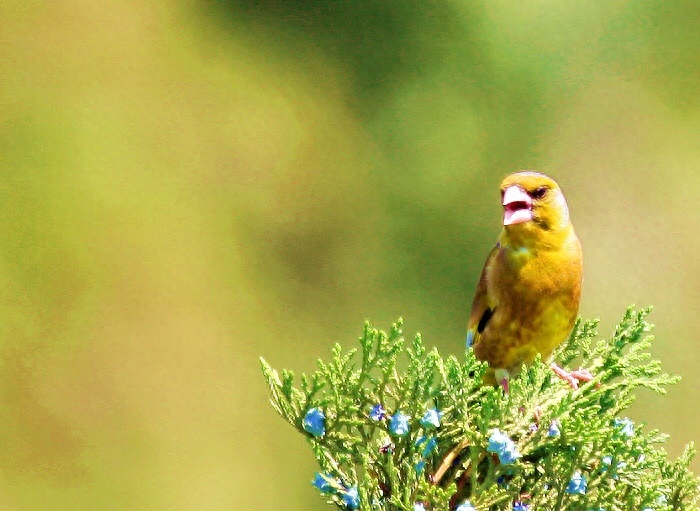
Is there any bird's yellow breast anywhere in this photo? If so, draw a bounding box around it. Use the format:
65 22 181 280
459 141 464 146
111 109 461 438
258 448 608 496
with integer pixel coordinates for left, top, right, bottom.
476 231 582 370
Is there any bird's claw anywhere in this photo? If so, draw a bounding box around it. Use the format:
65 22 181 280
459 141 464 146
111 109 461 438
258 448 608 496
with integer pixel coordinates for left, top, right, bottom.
570 368 594 382
550 363 595 389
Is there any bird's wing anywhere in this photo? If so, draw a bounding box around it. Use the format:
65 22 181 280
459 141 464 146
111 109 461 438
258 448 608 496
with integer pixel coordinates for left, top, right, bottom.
466 245 498 349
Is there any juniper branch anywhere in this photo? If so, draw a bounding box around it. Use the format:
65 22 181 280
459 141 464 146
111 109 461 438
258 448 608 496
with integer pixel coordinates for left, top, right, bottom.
261 307 699 511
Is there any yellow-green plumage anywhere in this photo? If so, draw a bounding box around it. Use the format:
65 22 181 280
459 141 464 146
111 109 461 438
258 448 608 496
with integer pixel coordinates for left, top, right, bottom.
467 172 583 381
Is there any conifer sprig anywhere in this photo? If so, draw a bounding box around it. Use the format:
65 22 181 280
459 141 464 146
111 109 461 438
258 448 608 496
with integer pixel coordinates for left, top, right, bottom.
261 307 698 510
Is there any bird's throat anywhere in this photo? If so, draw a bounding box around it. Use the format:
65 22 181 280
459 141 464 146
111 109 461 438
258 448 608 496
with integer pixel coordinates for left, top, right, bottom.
500 222 574 253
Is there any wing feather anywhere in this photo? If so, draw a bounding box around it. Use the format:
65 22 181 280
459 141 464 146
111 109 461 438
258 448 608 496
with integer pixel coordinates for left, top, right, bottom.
466 245 498 349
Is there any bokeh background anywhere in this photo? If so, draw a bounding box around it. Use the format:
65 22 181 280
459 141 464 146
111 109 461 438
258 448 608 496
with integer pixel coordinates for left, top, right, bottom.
0 1 698 509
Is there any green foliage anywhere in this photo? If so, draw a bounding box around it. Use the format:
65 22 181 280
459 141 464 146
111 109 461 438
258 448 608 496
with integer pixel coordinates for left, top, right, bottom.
261 307 699 510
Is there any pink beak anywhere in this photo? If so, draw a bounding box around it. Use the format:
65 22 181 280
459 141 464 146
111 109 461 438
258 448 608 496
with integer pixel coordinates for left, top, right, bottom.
502 186 533 226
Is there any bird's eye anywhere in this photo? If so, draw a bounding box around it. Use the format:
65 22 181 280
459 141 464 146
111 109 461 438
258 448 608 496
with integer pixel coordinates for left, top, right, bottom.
531 187 548 199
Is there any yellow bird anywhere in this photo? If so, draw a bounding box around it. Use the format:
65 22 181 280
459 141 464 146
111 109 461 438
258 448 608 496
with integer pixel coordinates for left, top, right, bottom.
466 171 583 385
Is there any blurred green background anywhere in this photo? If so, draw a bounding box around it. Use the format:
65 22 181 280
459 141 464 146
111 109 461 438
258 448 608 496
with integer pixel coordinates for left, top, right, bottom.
0 1 698 509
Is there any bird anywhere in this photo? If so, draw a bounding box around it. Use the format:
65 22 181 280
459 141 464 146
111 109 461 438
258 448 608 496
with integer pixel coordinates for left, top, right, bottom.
466 171 583 386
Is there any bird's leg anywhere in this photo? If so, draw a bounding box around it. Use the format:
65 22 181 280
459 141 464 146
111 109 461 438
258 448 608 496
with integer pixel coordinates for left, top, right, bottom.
495 368 510 393
550 363 596 389
570 367 594 383
550 362 577 388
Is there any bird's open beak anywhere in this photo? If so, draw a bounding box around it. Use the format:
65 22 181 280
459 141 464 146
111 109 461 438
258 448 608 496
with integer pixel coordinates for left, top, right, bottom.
502 186 533 226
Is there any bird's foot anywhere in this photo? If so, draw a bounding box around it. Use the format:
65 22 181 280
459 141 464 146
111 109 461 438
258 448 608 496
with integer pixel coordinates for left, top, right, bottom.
495 368 510 393
550 363 595 389
570 368 594 382
550 363 577 388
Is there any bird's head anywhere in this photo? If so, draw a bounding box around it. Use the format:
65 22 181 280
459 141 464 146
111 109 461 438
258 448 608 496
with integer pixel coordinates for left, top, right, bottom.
499 171 571 232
